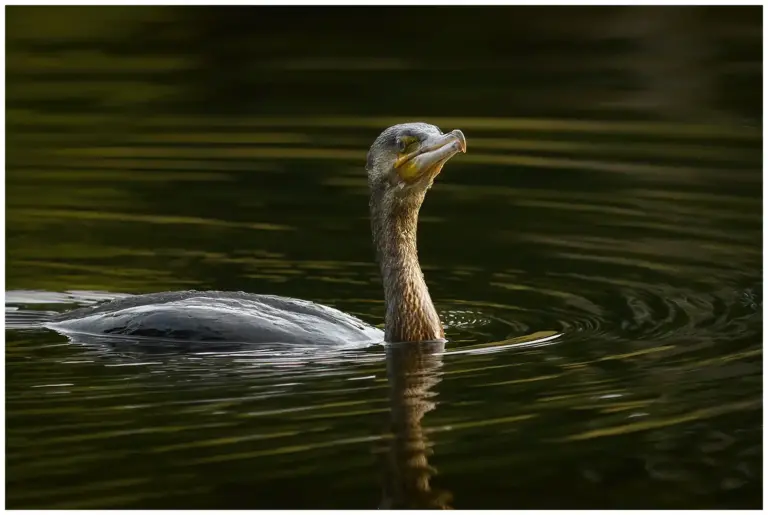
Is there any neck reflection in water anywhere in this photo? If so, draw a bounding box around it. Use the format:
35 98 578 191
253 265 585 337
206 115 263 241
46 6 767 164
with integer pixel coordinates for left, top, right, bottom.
377 340 452 509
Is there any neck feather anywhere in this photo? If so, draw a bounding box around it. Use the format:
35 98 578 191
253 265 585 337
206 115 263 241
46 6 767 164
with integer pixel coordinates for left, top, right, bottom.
370 189 444 343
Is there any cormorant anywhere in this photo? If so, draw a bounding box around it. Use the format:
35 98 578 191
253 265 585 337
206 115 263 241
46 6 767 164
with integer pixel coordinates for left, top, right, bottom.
46 123 467 346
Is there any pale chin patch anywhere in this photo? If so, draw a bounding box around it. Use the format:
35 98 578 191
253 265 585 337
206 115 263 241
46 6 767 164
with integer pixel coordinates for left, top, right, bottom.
417 162 446 190
396 165 443 195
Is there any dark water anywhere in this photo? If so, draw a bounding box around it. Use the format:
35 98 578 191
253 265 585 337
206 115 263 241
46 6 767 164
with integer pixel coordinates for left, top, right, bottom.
5 6 763 509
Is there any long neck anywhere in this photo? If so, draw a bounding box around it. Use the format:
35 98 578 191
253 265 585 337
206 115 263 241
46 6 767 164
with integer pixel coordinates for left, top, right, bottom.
371 190 444 343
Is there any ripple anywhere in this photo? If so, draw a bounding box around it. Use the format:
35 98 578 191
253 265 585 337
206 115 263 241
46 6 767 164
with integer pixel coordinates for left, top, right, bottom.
6 101 761 512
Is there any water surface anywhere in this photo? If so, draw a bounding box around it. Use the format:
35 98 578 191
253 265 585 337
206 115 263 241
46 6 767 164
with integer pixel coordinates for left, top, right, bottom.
5 6 762 509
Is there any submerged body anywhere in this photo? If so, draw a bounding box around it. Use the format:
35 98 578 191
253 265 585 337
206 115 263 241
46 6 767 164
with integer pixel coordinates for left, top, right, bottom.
47 123 466 346
46 291 383 346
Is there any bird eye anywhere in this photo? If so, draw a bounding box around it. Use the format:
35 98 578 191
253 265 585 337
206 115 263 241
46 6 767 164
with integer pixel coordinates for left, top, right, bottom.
398 136 418 153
